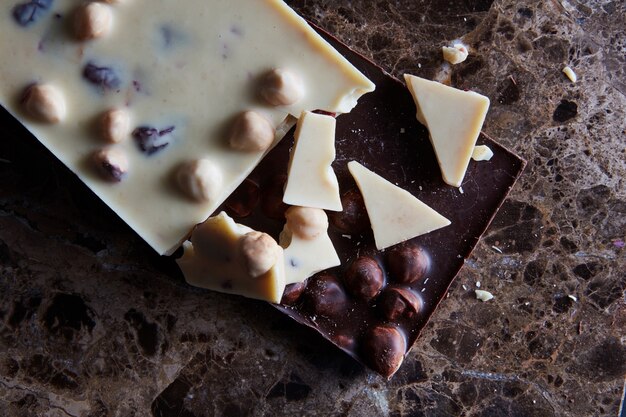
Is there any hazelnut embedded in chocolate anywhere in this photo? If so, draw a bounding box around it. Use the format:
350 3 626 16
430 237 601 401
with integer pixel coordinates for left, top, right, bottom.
378 287 422 322
344 257 385 301
73 2 113 41
101 108 130 143
285 206 328 240
261 174 289 220
92 147 128 182
239 231 280 278
386 244 431 284
22 83 66 124
259 68 304 106
361 325 407 378
176 159 223 203
280 281 306 306
225 179 260 218
229 111 275 152
304 274 348 317
329 189 369 234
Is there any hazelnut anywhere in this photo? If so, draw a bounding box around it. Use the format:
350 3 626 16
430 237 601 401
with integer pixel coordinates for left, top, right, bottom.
224 179 260 218
261 174 289 220
344 257 385 301
304 274 348 317
442 43 469 65
176 159 223 203
92 147 128 182
259 68 304 106
386 244 431 284
285 206 328 240
100 108 130 143
378 287 422 322
22 84 66 124
329 189 369 234
239 231 280 278
73 2 113 41
280 281 306 306
362 325 407 378
229 111 275 152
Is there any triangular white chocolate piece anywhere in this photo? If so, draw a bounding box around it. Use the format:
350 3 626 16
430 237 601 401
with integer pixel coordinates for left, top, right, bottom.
404 74 490 187
348 161 451 250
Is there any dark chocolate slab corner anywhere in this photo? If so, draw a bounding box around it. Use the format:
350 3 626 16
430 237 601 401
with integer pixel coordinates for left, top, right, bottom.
218 26 526 379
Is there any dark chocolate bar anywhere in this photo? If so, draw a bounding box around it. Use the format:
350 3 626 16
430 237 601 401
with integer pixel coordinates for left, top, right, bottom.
219 26 526 378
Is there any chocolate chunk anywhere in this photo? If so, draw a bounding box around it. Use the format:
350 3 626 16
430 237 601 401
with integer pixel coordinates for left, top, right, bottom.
328 189 369 234
304 274 347 317
378 287 422 322
386 243 430 284
12 0 53 27
132 125 174 155
344 257 385 301
362 325 407 378
280 281 306 306
225 179 260 218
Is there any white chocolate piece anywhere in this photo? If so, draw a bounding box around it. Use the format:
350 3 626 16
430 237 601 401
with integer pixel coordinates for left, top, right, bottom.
176 159 223 203
472 145 494 161
178 212 286 303
563 66 577 83
283 112 342 211
22 84 66 124
0 0 374 255
442 43 469 65
101 108 130 143
280 207 340 285
404 74 490 188
73 2 113 41
260 68 305 106
229 111 275 152
92 147 128 182
475 290 494 302
348 161 451 250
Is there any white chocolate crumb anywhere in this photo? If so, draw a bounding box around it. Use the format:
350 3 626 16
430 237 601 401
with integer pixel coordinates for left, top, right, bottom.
73 2 113 41
472 145 494 161
476 281 481 288
442 43 469 65
563 66 577 83
22 84 67 124
475 290 494 302
568 294 578 302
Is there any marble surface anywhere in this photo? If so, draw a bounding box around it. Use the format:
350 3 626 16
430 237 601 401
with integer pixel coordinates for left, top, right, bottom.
1 0 625 416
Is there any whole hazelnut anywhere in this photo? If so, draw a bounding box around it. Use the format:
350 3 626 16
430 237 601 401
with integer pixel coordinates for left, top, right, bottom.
285 206 328 240
280 281 306 306
239 231 280 278
92 147 128 182
386 244 431 284
329 189 369 234
224 179 260 218
229 111 275 152
361 325 407 378
344 257 385 301
100 108 130 143
22 84 66 124
73 2 113 41
378 287 422 322
176 159 223 203
259 68 304 106
304 274 348 317
261 174 289 220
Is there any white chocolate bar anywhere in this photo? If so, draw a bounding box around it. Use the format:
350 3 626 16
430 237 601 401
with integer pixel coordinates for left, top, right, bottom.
0 0 375 254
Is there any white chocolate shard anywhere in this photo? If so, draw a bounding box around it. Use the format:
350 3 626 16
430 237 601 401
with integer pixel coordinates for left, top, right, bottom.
280 207 340 284
475 290 494 302
0 0 375 255
563 66 577 83
177 212 286 303
348 161 451 250
283 112 342 211
472 145 494 161
404 74 490 187
442 43 469 65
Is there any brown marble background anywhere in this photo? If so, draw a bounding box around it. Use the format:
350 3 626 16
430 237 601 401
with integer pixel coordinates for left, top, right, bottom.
1 0 625 416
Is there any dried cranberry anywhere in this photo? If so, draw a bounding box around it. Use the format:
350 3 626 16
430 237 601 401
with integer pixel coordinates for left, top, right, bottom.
12 0 53 27
83 62 121 91
132 125 175 155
